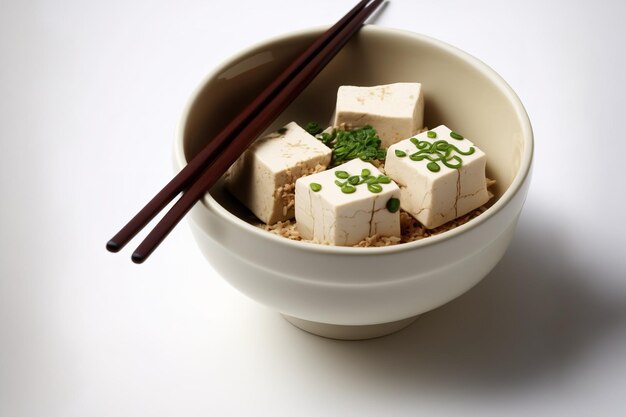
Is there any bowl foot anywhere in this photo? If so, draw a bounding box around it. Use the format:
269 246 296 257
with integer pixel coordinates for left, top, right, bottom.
282 314 419 340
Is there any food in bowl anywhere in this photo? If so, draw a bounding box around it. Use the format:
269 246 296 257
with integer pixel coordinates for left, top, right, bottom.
225 82 493 246
225 121 331 224
385 124 490 229
295 158 401 246
177 26 533 339
333 82 424 148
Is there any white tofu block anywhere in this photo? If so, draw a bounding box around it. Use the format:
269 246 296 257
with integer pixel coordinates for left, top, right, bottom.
295 159 401 246
333 83 424 148
385 125 489 229
226 121 331 224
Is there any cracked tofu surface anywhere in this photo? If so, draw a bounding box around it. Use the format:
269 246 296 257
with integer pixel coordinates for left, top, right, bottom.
385 125 489 229
333 83 424 148
295 159 401 246
226 121 331 224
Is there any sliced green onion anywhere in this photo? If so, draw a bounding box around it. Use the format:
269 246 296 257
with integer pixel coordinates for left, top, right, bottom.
450 131 464 140
386 198 400 213
427 162 441 172
305 122 322 136
341 185 356 194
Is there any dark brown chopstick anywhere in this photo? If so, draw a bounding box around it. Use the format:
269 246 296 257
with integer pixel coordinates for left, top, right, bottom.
110 0 384 263
131 0 383 263
106 0 370 254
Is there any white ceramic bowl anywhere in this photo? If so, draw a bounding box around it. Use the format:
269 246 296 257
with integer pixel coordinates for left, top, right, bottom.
174 26 533 340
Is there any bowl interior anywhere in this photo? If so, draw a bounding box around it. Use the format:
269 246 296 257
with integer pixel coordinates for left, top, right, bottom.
180 26 530 230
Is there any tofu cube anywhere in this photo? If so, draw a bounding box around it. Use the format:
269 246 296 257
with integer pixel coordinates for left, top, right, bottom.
385 125 489 229
333 83 424 148
295 159 401 246
226 121 332 224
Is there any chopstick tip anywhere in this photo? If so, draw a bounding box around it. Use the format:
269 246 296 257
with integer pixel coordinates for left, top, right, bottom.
131 251 146 264
106 240 121 253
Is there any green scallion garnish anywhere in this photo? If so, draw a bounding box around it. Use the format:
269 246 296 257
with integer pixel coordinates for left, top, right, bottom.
307 123 386 166
450 131 463 140
427 162 441 172
305 122 323 136
386 198 400 213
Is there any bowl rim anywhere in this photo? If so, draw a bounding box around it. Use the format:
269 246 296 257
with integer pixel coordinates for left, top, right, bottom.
173 25 534 256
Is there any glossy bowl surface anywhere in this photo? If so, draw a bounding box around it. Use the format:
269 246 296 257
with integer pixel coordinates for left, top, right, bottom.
173 26 533 339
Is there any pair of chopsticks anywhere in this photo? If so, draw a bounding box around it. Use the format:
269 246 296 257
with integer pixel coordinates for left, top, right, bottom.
107 0 384 263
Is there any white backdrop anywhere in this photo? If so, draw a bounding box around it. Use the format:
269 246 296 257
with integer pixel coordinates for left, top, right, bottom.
1 1 625 416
